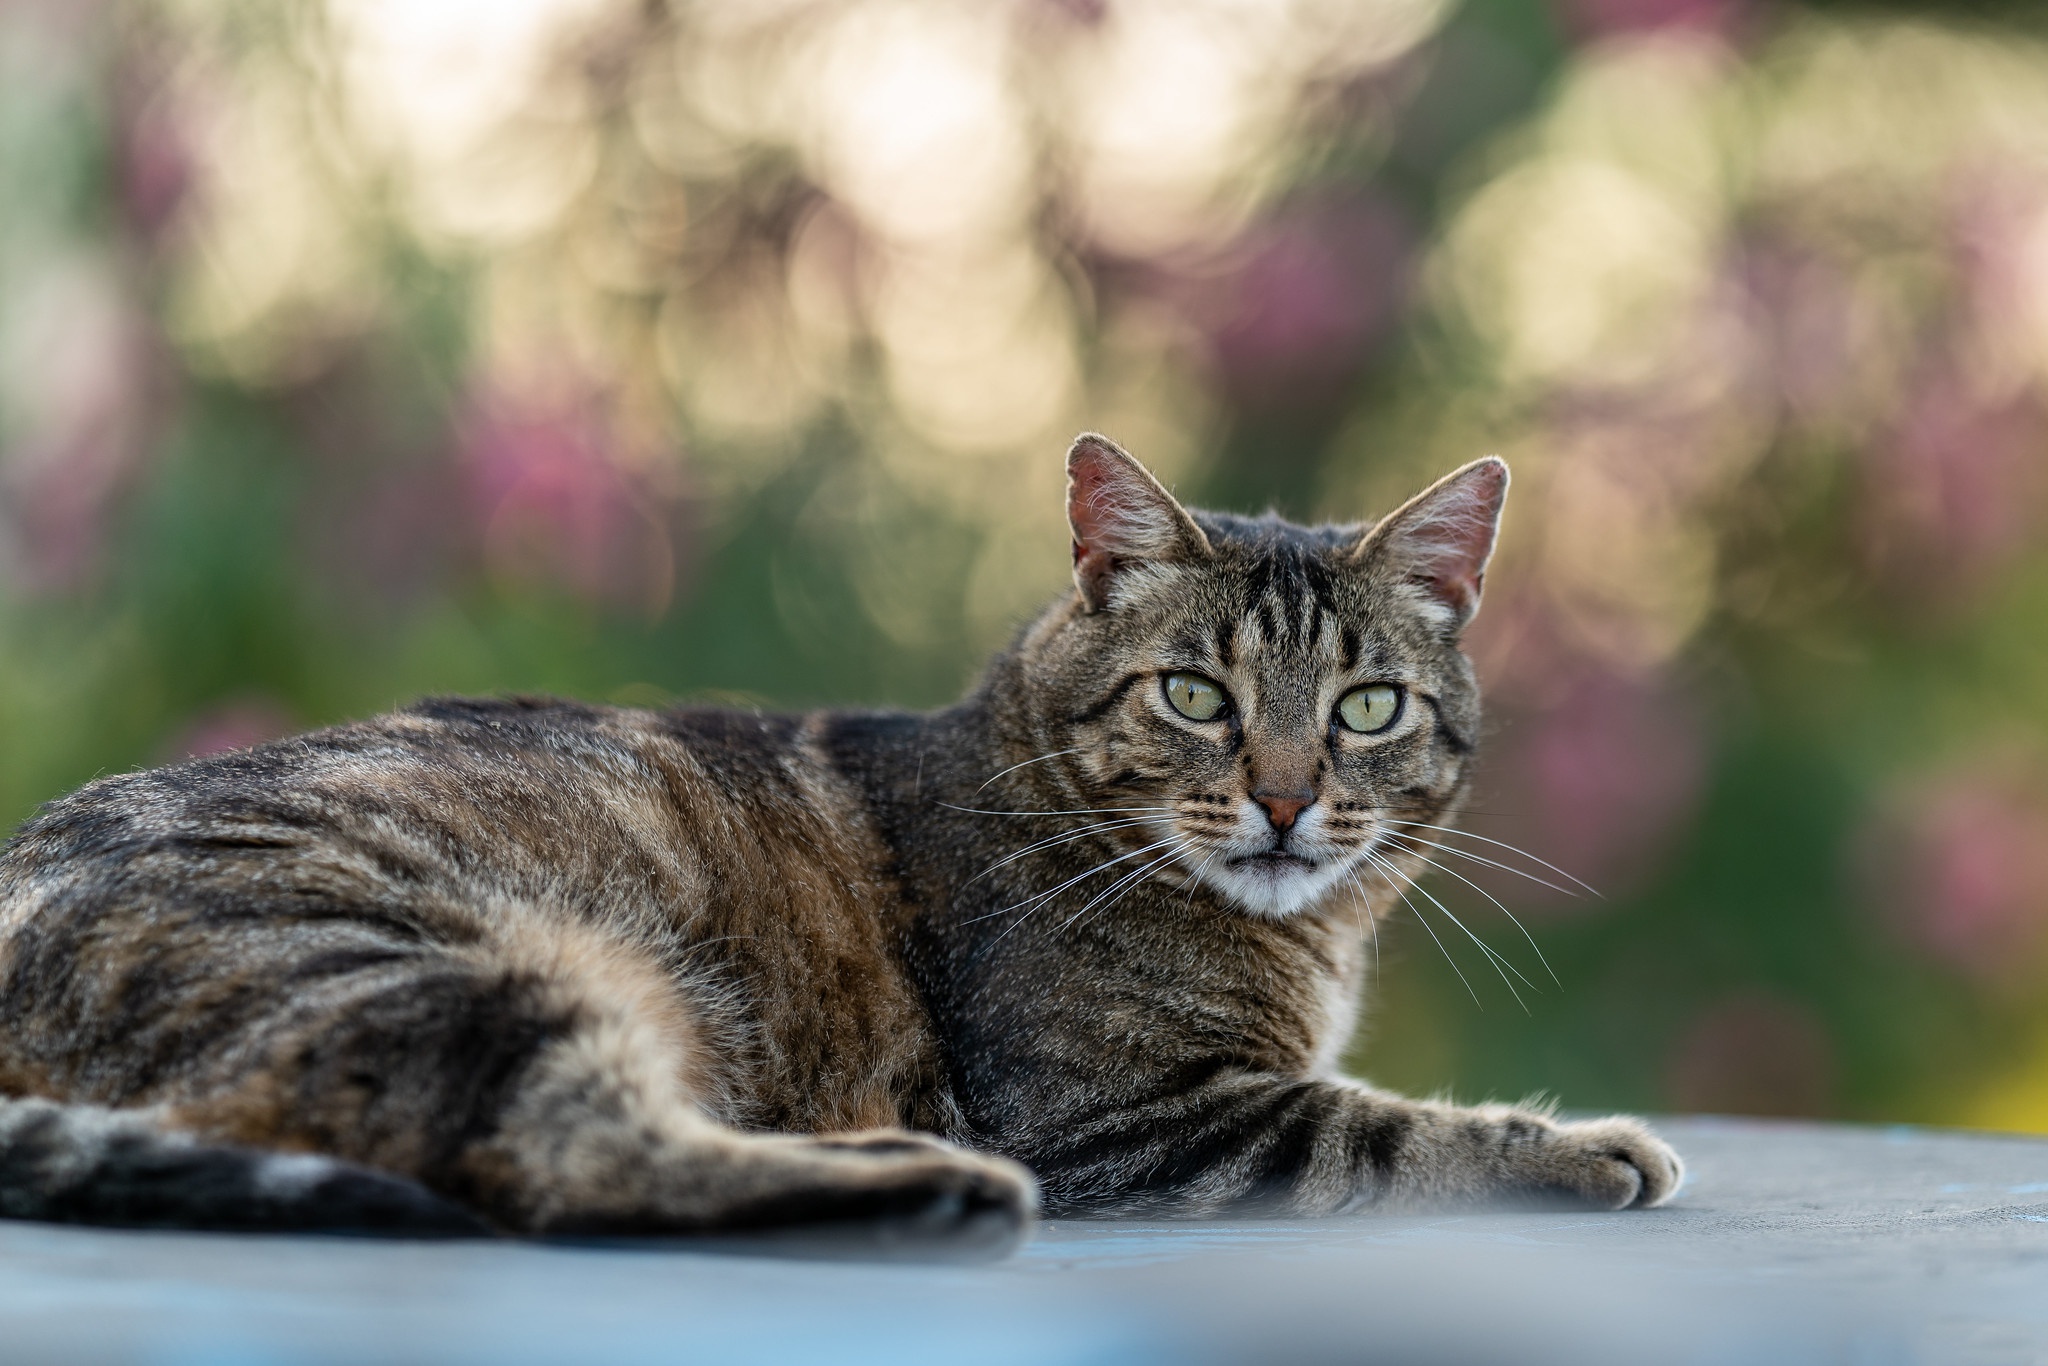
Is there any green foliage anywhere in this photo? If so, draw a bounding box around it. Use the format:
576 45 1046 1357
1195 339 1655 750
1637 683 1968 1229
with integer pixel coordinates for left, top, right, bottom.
7 0 2048 1128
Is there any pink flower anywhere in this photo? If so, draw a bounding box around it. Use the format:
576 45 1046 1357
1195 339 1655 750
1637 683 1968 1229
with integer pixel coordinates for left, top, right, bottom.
1551 0 1744 41
1456 658 1707 909
0 265 162 597
456 381 684 618
1737 237 1879 430
111 43 196 250
1859 371 2048 608
164 698 297 760
1866 760 2048 983
1665 992 1836 1117
1854 171 2048 610
1183 197 1412 407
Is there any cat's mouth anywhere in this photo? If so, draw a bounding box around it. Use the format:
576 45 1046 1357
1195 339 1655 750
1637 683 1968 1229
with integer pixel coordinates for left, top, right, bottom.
1227 851 1317 872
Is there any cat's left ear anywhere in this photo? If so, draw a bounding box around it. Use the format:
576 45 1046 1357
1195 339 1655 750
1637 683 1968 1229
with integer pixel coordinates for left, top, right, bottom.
1350 457 1509 634
1067 433 1212 612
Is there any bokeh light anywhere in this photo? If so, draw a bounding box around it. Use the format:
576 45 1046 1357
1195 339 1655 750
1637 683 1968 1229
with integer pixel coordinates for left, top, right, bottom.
6 0 2048 1131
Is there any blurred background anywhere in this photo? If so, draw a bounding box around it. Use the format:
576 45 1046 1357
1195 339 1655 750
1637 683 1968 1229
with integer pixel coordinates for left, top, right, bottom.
5 0 2048 1130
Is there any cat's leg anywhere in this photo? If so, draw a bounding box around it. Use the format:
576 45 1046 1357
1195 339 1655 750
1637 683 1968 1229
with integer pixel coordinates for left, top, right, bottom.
163 922 1034 1245
436 991 1034 1242
0 1093 490 1233
1016 1077 1679 1216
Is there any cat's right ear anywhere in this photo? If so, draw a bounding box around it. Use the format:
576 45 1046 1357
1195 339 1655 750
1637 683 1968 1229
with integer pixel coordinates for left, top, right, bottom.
1066 433 1212 613
1350 456 1509 635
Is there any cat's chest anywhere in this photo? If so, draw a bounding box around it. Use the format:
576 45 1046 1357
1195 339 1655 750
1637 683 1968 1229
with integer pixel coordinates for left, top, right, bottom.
1305 927 1368 1077
1237 926 1364 1077
1073 904 1369 1082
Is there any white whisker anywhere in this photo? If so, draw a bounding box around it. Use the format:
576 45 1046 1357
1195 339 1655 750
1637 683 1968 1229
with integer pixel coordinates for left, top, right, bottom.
975 748 1083 793
1377 828 1583 900
1363 850 1480 1010
1367 848 1533 1011
1375 832 1562 989
1381 819 1602 899
939 802 1178 818
967 816 1167 886
1181 849 1220 911
1056 841 1188 935
977 836 1182 940
1342 867 1381 989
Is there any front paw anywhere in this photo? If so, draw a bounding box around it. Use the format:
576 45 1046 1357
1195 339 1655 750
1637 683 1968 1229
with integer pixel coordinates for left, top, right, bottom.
1513 1114 1683 1210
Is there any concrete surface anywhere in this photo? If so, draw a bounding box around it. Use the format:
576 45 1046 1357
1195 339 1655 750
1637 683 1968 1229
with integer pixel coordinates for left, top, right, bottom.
2 1116 2047 1365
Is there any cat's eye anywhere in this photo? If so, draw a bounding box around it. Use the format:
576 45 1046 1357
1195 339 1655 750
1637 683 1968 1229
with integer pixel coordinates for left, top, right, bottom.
1336 684 1402 734
1163 673 1229 722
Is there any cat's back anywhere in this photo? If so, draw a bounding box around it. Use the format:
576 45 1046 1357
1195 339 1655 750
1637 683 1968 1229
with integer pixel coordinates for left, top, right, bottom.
3 697 806 925
0 696 948 1132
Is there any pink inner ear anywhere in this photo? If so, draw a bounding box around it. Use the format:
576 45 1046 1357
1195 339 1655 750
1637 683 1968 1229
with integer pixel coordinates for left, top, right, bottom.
1068 451 1137 610
1066 435 1206 611
1069 456 1119 555
1385 459 1507 623
1069 445 1164 562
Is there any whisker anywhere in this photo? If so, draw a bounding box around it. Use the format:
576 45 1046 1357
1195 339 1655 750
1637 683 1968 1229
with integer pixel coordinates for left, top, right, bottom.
966 816 1166 886
1367 848 1533 1012
1181 849 1220 911
1380 819 1603 899
975 747 1083 793
1067 861 1178 938
1374 833 1562 989
1373 848 1536 1000
938 802 1178 819
1342 867 1380 989
1375 830 1584 900
1363 851 1481 1010
975 836 1182 937
1056 841 1189 935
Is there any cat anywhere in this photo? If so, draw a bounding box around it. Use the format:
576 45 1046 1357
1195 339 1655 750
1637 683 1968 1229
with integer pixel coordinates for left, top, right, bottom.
0 434 1680 1249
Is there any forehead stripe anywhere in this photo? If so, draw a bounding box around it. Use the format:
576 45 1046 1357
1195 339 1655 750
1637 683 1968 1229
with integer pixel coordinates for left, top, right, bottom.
1255 597 1281 647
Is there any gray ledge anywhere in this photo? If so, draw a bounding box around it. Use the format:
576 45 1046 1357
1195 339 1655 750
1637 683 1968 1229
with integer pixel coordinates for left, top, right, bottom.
2 1117 2045 1365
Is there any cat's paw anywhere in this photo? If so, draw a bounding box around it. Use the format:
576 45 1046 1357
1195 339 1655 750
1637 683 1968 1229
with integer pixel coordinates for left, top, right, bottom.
773 1130 1040 1255
808 1127 967 1160
1515 1115 1683 1210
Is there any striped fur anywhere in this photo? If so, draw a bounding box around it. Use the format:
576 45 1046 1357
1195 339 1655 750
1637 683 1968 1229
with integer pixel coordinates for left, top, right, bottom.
0 435 1678 1242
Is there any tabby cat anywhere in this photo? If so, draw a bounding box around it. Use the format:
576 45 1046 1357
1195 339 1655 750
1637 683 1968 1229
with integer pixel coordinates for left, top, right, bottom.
0 435 1680 1248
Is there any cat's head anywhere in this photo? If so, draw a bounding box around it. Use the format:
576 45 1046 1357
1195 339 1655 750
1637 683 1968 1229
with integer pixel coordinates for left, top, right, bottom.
1011 433 1506 919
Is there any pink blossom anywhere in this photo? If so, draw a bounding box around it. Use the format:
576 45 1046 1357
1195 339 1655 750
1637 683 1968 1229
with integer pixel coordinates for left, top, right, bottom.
1738 237 1879 430
111 44 195 249
164 698 297 760
1948 165 2048 357
0 266 162 597
1859 371 2048 606
1185 197 1411 407
1852 172 2048 609
1551 0 1744 41
1665 991 1836 1117
1869 762 2048 982
457 382 683 618
1461 660 1707 908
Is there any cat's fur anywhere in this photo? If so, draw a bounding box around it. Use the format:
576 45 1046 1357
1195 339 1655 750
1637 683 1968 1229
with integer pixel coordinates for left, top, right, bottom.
0 435 1680 1248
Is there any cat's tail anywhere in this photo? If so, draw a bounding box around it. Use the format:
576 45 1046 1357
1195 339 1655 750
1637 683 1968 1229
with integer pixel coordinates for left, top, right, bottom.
0 1095 488 1235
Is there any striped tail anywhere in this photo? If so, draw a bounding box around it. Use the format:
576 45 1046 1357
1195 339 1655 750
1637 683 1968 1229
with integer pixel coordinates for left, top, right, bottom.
0 1096 488 1235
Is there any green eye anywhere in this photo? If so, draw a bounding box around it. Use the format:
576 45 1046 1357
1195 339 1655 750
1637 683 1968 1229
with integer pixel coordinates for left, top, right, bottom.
1164 673 1228 722
1337 684 1402 734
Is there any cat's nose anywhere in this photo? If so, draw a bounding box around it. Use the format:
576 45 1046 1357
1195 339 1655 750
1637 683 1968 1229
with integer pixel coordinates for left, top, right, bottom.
1252 790 1314 832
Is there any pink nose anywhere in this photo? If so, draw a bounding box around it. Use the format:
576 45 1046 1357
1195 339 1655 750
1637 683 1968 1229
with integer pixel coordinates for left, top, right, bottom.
1253 791 1313 832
